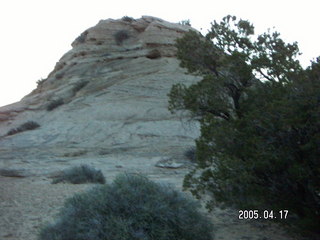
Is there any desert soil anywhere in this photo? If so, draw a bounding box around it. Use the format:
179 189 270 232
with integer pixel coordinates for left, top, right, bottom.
0 155 305 240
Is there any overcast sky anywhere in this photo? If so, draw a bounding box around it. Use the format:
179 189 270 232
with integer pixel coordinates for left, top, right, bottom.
0 0 319 107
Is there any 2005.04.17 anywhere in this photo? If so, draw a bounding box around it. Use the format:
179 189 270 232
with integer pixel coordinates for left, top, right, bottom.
238 210 288 220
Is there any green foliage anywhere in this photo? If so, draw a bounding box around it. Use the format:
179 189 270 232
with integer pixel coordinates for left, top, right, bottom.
114 30 130 45
52 165 105 184
169 15 320 237
7 121 40 136
184 146 196 162
40 173 213 240
72 80 89 94
121 16 134 22
175 30 221 76
46 98 64 111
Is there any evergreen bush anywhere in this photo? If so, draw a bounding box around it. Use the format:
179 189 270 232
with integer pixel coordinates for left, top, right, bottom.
184 147 196 162
7 121 40 136
46 98 64 111
114 30 129 45
75 30 88 44
121 16 134 22
40 173 213 240
72 80 89 94
169 15 320 238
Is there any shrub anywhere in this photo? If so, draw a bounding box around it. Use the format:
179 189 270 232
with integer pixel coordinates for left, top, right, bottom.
121 16 134 22
46 98 64 111
55 72 64 79
114 30 129 45
51 164 105 184
7 121 40 136
184 146 196 162
179 19 191 26
75 30 88 44
19 121 40 130
36 78 46 86
40 173 213 240
72 80 89 94
146 49 161 59
63 150 87 157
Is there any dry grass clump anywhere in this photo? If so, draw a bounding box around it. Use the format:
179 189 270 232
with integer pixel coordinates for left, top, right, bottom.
51 165 105 184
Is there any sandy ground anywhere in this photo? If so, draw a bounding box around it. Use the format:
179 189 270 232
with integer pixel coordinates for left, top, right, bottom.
0 155 306 240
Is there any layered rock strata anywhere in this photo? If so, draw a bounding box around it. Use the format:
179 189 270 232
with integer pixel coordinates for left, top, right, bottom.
0 16 200 172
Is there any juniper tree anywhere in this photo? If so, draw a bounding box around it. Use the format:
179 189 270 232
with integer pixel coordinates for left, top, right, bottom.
168 15 320 237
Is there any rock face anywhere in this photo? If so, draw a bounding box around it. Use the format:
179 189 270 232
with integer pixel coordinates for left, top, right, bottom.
0 16 200 173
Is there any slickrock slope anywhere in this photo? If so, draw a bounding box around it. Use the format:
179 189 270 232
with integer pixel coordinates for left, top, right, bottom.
0 16 200 167
0 16 301 240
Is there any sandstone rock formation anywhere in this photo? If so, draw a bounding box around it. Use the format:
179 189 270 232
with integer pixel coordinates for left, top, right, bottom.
0 16 200 172
0 16 298 240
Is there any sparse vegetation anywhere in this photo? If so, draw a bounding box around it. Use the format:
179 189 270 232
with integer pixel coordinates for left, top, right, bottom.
40 173 213 240
98 149 110 155
72 80 89 94
63 150 87 157
55 72 64 79
75 30 88 44
184 146 196 162
121 16 134 22
146 49 161 59
0 168 27 178
46 98 64 111
36 78 46 86
114 30 130 45
7 121 40 136
51 164 105 184
179 19 191 26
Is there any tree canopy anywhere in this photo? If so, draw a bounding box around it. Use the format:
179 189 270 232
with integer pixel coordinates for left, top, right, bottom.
168 15 320 238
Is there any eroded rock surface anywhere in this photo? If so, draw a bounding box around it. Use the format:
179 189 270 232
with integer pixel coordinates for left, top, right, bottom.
0 16 200 163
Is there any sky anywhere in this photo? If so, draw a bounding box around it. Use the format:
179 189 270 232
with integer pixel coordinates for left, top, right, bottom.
0 0 319 107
